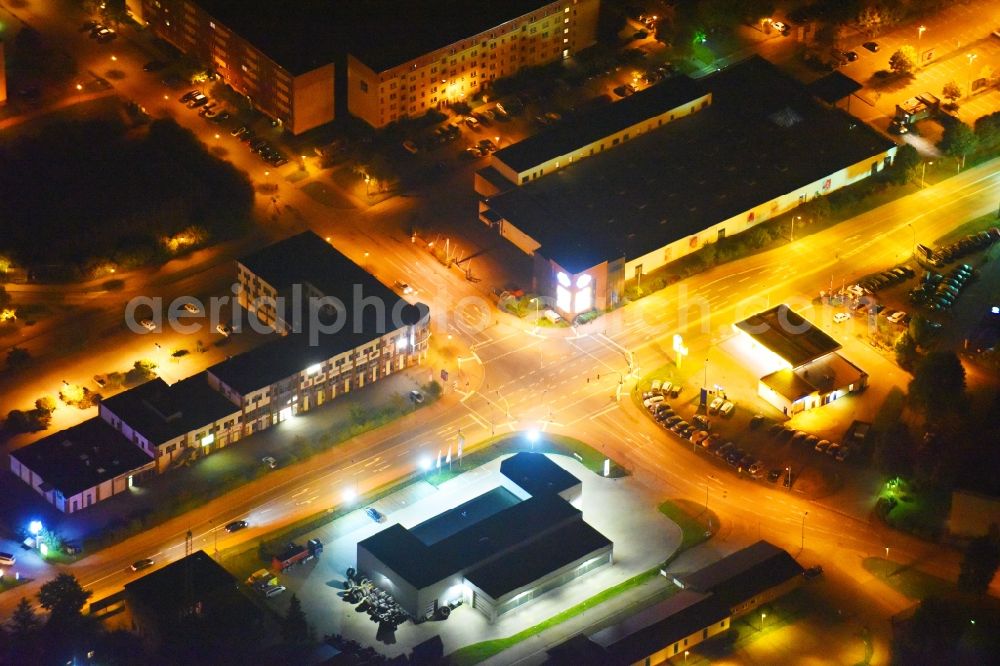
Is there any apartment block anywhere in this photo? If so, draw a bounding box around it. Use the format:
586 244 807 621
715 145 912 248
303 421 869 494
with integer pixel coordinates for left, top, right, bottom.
349 0 599 128
139 0 335 134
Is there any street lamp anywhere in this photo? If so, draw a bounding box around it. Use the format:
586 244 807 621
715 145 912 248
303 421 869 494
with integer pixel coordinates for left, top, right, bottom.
918 25 926 41
885 546 890 559
684 650 690 663
761 611 767 631
801 511 808 550
967 53 978 97
906 222 916 254
790 215 801 241
920 161 933 188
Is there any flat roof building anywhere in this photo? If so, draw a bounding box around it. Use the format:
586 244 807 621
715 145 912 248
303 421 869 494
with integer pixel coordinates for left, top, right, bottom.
99 373 243 473
358 453 612 623
139 0 599 132
548 541 805 665
733 305 867 416
9 417 155 514
479 56 897 317
124 550 266 655
348 0 599 128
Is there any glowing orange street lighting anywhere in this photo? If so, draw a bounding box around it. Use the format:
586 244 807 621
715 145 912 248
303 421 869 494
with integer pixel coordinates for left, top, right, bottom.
76 83 83 91
110 55 117 62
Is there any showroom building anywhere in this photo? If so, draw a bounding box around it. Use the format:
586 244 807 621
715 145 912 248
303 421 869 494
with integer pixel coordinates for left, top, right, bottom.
357 453 611 623
478 57 897 317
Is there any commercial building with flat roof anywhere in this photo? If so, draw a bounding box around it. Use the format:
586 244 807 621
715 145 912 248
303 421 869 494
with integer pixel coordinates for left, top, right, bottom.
733 305 867 415
478 75 710 194
348 0 599 128
9 417 155 514
217 232 430 434
99 373 243 473
479 56 897 317
548 541 805 666
357 453 611 623
124 550 265 653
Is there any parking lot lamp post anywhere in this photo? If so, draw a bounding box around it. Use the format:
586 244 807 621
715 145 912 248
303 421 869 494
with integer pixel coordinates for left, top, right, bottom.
761 611 767 631
801 511 808 550
684 650 689 662
918 25 926 42
786 466 791 489
967 53 978 97
920 161 933 188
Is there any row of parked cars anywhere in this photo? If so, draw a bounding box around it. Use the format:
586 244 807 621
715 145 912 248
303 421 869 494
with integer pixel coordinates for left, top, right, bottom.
917 228 999 267
642 382 766 476
856 264 915 294
230 125 288 166
766 423 853 462
909 264 975 312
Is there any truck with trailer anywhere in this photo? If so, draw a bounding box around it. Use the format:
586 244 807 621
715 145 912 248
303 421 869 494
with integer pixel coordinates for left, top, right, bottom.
271 539 323 572
889 92 940 133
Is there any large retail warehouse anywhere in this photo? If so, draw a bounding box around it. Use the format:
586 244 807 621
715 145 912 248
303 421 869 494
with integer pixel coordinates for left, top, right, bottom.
357 453 612 623
479 56 896 317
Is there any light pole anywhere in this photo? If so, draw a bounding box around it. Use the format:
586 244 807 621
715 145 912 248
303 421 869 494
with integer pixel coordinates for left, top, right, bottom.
684 650 690 663
906 222 916 254
801 511 808 550
790 215 801 241
786 466 791 490
761 611 767 631
885 546 890 560
918 25 926 41
967 53 978 97
920 161 933 188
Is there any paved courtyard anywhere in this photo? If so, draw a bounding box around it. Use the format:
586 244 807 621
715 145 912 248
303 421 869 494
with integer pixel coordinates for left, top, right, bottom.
265 453 682 658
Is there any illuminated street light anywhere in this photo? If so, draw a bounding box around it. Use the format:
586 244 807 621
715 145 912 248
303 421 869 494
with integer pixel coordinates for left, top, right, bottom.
419 456 432 472
76 83 83 91
920 161 933 188
110 55 117 62
918 25 926 41
342 487 356 503
967 53 978 98
761 611 767 631
801 511 808 550
28 520 42 536
526 430 540 446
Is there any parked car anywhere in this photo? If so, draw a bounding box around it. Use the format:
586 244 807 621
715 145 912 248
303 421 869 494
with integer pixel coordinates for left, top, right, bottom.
719 401 735 417
410 389 424 403
750 414 765 429
693 415 710 430
834 312 851 323
364 507 386 523
0 553 16 566
708 396 724 414
863 41 879 52
225 520 249 533
845 50 859 62
131 558 154 572
767 469 782 483
216 323 233 337
814 439 831 453
261 456 277 469
804 565 824 579
264 585 287 598
402 139 419 154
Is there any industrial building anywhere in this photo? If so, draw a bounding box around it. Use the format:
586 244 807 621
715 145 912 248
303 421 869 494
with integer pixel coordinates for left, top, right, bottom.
357 453 611 623
9 417 155 514
478 56 897 317
548 541 805 665
733 305 867 415
137 0 598 132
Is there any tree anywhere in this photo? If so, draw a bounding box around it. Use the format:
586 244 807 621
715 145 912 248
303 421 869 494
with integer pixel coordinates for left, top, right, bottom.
941 122 978 163
958 528 1000 595
894 332 917 369
280 594 309 644
942 80 962 104
908 315 935 347
908 351 966 416
888 45 918 76
34 396 56 414
9 598 40 636
6 347 31 371
873 421 913 478
887 143 920 184
37 573 92 626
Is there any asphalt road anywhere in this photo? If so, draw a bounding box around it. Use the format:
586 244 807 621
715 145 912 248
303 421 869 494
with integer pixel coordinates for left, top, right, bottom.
1 3 998 662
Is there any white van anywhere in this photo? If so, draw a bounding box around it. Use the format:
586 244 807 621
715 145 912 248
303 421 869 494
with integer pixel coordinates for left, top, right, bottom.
650 379 663 395
719 401 735 417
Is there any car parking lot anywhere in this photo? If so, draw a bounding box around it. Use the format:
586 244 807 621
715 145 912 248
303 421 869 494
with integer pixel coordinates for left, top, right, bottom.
638 377 854 494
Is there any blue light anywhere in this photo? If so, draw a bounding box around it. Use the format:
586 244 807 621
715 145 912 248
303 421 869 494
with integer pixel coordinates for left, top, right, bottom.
28 520 42 536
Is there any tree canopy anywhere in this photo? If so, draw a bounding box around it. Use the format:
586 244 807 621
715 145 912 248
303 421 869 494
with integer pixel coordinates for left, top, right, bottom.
889 45 918 76
908 351 966 416
37 573 92 625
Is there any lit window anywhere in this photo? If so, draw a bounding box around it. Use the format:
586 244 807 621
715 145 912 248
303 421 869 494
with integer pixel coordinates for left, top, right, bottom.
556 285 571 312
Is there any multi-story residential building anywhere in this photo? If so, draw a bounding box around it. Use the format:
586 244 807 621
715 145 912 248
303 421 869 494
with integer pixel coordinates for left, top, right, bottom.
138 0 598 133
139 1 336 134
99 373 244 473
348 0 599 128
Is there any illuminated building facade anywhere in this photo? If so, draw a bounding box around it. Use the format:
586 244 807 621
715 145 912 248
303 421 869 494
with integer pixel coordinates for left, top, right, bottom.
348 0 599 128
733 305 867 415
